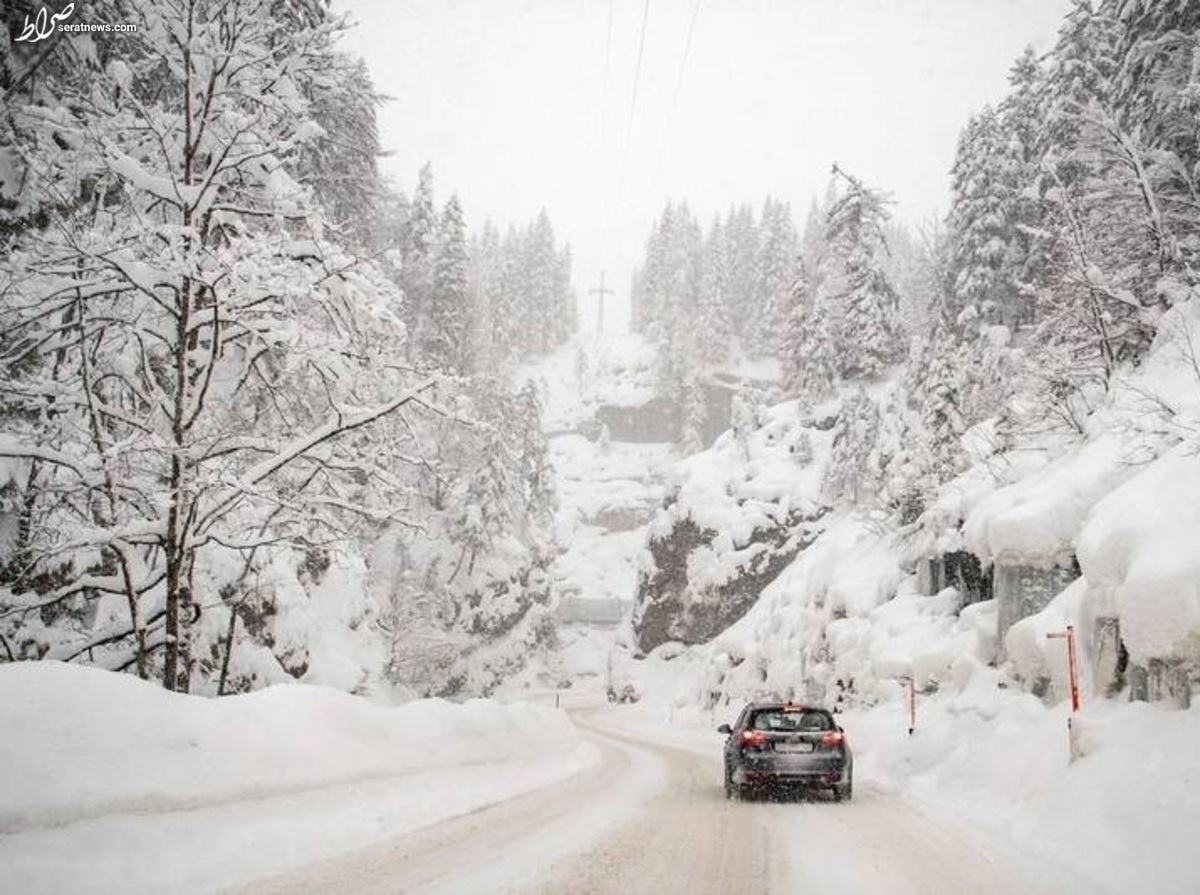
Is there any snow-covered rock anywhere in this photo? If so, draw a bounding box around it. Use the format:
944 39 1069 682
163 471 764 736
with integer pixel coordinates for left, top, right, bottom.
631 401 831 654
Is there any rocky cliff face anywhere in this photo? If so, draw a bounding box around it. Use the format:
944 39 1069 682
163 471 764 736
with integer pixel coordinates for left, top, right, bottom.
631 499 828 654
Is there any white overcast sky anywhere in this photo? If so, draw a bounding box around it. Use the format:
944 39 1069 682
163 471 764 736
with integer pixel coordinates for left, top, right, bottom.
332 0 1071 332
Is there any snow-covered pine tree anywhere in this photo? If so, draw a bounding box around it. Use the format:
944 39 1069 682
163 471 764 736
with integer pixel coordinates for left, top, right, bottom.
750 197 798 357
494 225 525 365
822 387 882 506
825 167 905 379
946 107 1022 338
1027 3 1165 394
920 329 967 485
730 384 758 462
514 380 554 522
301 55 382 252
993 47 1053 330
679 371 709 455
874 383 926 523
430 195 470 372
632 203 674 338
452 425 515 580
403 163 438 352
800 198 830 277
554 244 578 345
724 204 760 347
522 210 563 355
782 260 838 403
468 221 503 371
698 216 733 366
658 204 707 450
1112 0 1200 183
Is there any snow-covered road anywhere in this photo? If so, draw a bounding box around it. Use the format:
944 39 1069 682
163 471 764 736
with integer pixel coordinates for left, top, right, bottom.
235 708 1101 895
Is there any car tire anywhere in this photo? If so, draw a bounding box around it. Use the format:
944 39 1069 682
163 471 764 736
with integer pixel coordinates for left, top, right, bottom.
833 777 853 803
725 767 752 801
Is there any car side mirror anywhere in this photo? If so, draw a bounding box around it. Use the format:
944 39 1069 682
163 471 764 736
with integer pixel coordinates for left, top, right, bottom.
717 724 732 735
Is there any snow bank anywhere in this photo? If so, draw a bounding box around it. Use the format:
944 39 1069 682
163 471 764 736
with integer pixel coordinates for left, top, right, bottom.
1077 451 1200 664
0 662 585 832
852 686 1200 895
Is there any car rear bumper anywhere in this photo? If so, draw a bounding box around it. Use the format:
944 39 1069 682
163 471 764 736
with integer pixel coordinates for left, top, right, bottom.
732 756 848 787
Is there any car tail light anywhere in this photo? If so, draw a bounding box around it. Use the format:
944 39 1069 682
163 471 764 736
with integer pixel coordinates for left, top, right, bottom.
739 729 767 748
821 731 845 747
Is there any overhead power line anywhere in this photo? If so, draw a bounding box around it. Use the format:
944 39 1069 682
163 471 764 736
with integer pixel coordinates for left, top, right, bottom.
591 0 615 260
664 0 701 139
646 0 701 212
615 0 651 215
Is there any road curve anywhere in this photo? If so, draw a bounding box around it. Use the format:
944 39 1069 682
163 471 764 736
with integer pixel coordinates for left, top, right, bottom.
231 709 1106 895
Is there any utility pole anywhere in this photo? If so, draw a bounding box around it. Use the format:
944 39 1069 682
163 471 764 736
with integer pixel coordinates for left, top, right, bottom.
590 271 613 335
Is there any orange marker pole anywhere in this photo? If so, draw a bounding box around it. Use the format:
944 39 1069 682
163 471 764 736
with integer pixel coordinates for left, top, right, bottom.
1047 626 1082 760
897 675 915 735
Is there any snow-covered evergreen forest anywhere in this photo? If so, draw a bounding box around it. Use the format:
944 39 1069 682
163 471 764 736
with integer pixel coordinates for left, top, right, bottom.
2 0 1198 710
632 0 1200 522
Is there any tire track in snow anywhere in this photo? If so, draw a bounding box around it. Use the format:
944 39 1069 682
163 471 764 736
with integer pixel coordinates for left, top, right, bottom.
236 709 1112 895
230 722 667 894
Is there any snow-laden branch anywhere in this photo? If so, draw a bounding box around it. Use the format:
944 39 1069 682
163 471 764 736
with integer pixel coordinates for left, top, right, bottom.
0 438 103 488
197 378 438 532
0 569 166 620
236 380 438 490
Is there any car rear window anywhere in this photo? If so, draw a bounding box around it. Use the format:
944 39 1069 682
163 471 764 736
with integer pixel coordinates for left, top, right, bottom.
749 709 832 732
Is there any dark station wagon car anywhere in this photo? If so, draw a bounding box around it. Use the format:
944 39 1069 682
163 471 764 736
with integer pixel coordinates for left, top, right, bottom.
719 702 853 801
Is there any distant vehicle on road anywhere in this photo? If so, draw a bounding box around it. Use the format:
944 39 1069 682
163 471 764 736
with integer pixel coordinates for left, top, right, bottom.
718 702 852 801
607 684 640 704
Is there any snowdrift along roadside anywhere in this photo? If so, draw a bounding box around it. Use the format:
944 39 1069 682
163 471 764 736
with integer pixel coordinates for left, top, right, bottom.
0 661 588 833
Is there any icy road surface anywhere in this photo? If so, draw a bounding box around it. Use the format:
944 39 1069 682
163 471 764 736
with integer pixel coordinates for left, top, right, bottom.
237 708 1101 895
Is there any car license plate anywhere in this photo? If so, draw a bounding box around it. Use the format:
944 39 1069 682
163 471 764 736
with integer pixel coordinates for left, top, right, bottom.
775 741 813 753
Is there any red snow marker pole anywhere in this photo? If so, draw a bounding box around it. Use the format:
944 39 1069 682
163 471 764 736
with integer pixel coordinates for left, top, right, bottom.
1047 626 1082 761
897 675 915 735
908 679 916 735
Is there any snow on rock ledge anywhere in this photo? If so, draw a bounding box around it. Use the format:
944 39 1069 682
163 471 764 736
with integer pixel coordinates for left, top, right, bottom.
1078 451 1200 666
963 435 1136 568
